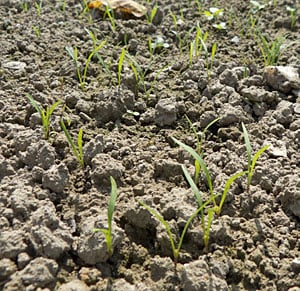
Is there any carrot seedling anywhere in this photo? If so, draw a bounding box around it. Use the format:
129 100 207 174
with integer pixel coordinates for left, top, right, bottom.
60 119 84 168
242 122 269 193
93 176 118 257
26 93 61 140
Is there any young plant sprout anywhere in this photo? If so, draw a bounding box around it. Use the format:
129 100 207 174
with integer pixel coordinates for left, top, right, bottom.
204 7 223 21
26 94 61 140
93 176 118 257
65 40 106 90
242 122 269 193
103 4 116 31
255 32 286 66
172 137 246 216
146 3 158 24
181 165 214 252
60 119 84 168
286 6 297 30
118 47 126 87
139 195 216 266
185 116 220 184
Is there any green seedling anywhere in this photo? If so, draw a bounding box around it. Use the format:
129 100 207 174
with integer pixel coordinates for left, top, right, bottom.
181 165 214 252
204 7 223 21
146 3 158 23
103 4 116 31
34 0 42 17
65 40 106 90
185 116 220 184
32 25 40 37
207 42 217 80
169 10 178 30
286 6 297 30
255 32 286 66
189 25 208 65
242 122 269 193
85 29 115 85
212 22 227 30
60 119 84 168
139 195 216 266
93 176 118 257
118 47 126 87
172 137 246 216
26 94 61 140
60 0 66 12
21 1 28 12
150 35 170 54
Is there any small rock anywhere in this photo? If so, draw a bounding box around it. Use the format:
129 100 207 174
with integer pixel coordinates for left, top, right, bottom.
91 153 124 187
264 139 287 157
13 257 58 288
291 258 300 273
263 66 300 94
272 100 293 126
77 215 124 264
0 258 17 281
154 98 178 126
42 163 69 193
0 230 28 259
182 259 228 291
57 279 90 291
2 61 26 70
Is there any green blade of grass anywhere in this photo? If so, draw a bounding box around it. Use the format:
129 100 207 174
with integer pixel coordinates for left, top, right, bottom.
250 145 269 175
217 171 247 215
138 200 176 254
172 137 213 196
242 122 252 170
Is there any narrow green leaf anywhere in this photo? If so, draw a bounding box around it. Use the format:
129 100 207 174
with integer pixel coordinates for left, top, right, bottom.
218 171 247 214
107 176 118 229
172 137 213 196
250 145 269 174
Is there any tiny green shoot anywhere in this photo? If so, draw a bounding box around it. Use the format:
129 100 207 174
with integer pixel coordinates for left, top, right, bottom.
147 3 158 23
139 195 216 266
65 40 106 90
34 0 42 17
32 25 40 37
118 47 126 87
103 4 116 31
242 122 269 193
256 32 286 66
93 176 118 257
172 137 246 215
26 94 61 140
286 6 297 30
185 116 220 184
60 119 84 168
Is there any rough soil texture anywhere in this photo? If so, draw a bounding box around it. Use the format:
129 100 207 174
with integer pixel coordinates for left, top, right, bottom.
0 0 300 290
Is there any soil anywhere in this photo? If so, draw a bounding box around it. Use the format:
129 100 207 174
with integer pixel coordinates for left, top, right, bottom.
0 0 300 290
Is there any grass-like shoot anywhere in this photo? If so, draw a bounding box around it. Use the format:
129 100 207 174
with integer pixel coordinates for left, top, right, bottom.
26 94 61 140
139 195 216 266
93 176 118 257
65 40 106 90
172 137 246 216
60 119 84 168
118 47 126 87
255 31 286 66
185 116 220 184
242 122 269 193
